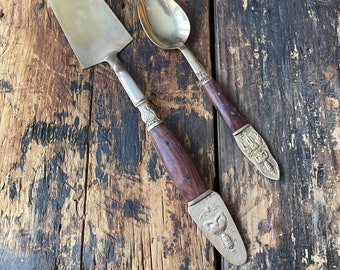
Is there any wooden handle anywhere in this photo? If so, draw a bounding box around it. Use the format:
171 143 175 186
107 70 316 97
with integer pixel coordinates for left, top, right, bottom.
148 123 208 202
204 79 248 133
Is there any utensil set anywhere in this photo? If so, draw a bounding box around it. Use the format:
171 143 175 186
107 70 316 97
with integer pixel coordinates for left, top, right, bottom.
48 0 280 265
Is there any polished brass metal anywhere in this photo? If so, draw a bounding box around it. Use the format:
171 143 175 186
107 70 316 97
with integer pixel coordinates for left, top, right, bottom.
49 0 132 69
188 190 247 266
234 125 280 180
138 0 213 85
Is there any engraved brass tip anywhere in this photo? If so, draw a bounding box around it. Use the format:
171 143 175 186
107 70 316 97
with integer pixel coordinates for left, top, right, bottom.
188 191 247 266
233 125 280 180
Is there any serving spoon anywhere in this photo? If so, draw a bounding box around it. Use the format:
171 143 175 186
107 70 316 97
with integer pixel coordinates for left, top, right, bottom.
138 0 280 180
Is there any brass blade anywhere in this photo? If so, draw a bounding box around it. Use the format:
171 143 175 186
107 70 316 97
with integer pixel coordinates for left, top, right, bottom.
48 0 132 68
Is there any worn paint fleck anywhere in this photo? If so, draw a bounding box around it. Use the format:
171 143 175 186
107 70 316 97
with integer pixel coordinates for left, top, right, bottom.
0 248 54 269
122 199 147 223
7 178 18 200
20 118 89 159
34 154 71 216
147 152 164 181
93 89 141 182
70 78 93 93
37 1 44 10
243 0 248 11
179 257 190 270
331 126 340 150
0 79 13 92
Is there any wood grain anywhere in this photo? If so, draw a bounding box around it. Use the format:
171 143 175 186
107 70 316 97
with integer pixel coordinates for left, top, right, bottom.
1 0 339 269
214 0 340 269
204 79 248 133
149 123 208 202
0 0 91 268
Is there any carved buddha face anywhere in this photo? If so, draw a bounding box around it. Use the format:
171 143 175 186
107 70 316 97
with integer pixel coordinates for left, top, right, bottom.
203 212 228 235
199 205 236 251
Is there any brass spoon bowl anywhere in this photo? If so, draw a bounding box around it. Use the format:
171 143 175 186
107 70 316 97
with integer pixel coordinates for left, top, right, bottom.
138 0 190 50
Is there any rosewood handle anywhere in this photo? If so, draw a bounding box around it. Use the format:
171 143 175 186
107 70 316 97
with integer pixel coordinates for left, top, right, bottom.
180 46 247 133
203 79 248 133
148 123 209 202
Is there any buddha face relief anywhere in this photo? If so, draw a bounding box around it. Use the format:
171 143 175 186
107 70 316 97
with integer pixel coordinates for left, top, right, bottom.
203 212 228 235
199 206 235 251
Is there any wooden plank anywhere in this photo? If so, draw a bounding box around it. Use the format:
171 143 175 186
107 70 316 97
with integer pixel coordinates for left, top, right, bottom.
9 0 340 268
214 0 340 269
0 1 91 268
1 0 217 269
81 0 216 269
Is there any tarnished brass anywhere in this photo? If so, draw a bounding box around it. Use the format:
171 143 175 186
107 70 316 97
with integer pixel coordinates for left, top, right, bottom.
188 190 247 266
180 47 213 85
136 101 162 131
234 125 280 180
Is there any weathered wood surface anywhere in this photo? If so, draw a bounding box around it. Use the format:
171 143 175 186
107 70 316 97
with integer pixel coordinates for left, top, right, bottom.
0 0 92 268
0 0 339 269
215 0 340 269
0 0 215 269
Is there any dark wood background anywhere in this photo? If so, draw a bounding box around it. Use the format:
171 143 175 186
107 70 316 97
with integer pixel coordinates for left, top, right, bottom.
0 0 339 269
